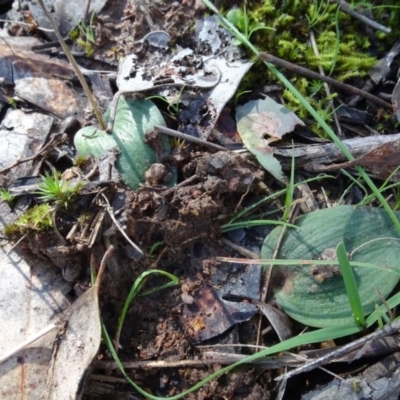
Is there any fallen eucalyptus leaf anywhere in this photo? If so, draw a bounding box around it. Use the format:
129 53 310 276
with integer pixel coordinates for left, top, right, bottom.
46 284 102 399
261 206 400 328
0 244 71 399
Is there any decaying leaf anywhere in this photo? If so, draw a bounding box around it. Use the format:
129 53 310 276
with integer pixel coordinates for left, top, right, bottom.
182 285 258 343
0 246 71 399
182 262 261 343
46 283 102 399
236 97 304 182
222 294 293 342
0 37 87 119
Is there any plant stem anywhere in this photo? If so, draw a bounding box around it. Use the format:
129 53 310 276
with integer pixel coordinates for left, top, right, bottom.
37 0 105 130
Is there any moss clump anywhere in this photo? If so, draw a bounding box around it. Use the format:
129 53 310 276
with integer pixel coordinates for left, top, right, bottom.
4 204 53 237
225 0 400 135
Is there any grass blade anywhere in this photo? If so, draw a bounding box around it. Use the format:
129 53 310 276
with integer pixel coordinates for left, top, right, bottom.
201 0 400 235
336 242 364 327
115 269 178 346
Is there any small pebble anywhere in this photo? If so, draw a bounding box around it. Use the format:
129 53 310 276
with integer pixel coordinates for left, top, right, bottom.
181 293 194 305
62 116 81 135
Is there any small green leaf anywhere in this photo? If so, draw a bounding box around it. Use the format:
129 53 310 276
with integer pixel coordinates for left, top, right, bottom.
74 98 176 189
226 8 241 26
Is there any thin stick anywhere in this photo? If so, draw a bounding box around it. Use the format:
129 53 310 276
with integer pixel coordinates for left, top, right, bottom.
83 0 92 21
154 124 229 152
0 19 54 32
1 233 28 260
258 52 393 110
0 323 57 364
221 238 260 259
36 0 105 130
94 244 114 293
0 134 63 174
101 194 144 259
335 0 391 34
95 352 302 370
160 174 198 196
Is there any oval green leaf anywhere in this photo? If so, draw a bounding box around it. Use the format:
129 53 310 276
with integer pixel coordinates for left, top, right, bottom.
261 206 400 328
74 98 175 189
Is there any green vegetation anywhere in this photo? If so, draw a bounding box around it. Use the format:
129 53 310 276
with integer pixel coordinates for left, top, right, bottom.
6 97 19 109
109 269 179 350
70 10 97 57
72 154 88 167
146 85 186 116
4 203 53 237
36 171 82 209
148 241 165 258
0 189 15 205
3 172 82 237
336 242 364 327
225 0 399 134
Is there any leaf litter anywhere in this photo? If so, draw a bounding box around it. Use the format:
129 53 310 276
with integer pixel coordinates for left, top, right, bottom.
1 0 400 399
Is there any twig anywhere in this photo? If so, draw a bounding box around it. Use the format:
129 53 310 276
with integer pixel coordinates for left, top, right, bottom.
36 0 105 129
51 208 67 245
138 0 157 30
221 237 260 259
0 233 28 260
153 124 229 152
160 174 198 196
94 244 114 293
101 194 144 259
0 134 63 174
83 0 92 22
258 52 393 110
0 19 54 32
335 0 391 34
95 352 302 370
0 323 57 364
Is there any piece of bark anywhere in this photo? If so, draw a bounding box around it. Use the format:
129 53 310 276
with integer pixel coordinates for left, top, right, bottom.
273 133 400 180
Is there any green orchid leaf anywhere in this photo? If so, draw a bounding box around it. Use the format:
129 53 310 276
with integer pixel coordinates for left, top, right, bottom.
74 98 176 189
261 206 400 328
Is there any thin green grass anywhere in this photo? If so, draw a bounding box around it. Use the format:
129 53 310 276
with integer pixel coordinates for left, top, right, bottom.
98 1 400 396
223 174 333 227
336 242 364 326
77 10 96 44
221 219 297 233
202 0 400 234
36 171 82 209
282 142 296 221
101 287 400 399
115 269 179 346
